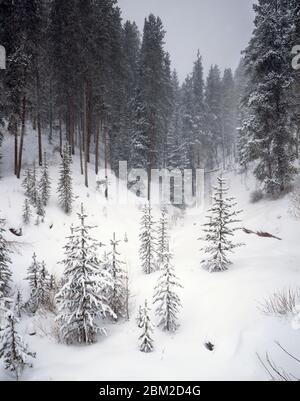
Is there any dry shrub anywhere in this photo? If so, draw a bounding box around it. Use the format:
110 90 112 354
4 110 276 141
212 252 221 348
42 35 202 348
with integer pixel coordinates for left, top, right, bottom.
259 288 300 317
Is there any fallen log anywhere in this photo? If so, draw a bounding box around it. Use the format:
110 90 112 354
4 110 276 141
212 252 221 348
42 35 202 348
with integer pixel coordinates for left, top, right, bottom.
242 227 282 241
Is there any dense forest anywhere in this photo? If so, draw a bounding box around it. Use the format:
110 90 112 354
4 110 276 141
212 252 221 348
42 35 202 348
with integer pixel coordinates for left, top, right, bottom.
0 0 298 198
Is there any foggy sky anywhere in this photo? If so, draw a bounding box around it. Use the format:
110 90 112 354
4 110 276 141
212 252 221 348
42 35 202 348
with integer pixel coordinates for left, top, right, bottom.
118 0 255 81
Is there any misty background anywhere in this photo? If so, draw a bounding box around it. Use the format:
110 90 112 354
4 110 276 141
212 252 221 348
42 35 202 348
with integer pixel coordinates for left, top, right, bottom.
118 0 255 81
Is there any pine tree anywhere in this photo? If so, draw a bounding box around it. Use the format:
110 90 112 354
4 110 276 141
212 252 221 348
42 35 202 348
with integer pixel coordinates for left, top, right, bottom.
157 206 169 268
0 311 36 380
107 233 127 320
25 253 41 313
22 168 33 200
139 300 154 353
37 261 50 308
39 152 51 206
139 203 157 274
153 247 182 332
57 144 74 214
30 162 38 207
239 0 297 194
56 204 115 344
22 198 32 225
36 193 45 221
13 289 24 319
200 177 244 272
136 305 143 328
0 217 12 299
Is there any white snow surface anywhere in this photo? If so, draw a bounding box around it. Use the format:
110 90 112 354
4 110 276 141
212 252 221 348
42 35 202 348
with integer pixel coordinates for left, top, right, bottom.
0 131 300 381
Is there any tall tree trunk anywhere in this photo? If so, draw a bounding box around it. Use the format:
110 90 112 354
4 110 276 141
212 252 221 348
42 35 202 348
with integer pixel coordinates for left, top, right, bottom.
17 95 26 179
104 122 109 199
59 115 63 156
84 82 89 188
79 122 84 176
95 117 100 175
48 79 53 144
36 70 43 166
14 121 18 177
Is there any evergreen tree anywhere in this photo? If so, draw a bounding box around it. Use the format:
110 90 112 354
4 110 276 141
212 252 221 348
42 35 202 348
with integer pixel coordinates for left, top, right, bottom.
36 193 45 221
157 206 169 267
107 233 127 320
139 203 157 274
205 65 222 168
22 168 33 200
56 204 115 344
200 177 244 272
221 68 236 164
25 253 41 313
239 0 297 194
30 162 38 207
0 311 36 380
22 198 32 225
39 152 51 206
153 247 182 332
57 144 73 214
139 300 154 353
0 217 12 299
13 289 24 319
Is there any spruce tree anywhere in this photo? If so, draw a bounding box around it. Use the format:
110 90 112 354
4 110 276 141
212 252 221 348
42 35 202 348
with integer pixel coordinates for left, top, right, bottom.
157 206 169 268
239 0 296 194
56 204 115 344
13 289 24 319
22 168 33 200
25 253 41 313
0 217 12 299
57 144 74 214
153 247 182 332
30 162 38 207
200 177 244 272
22 198 32 225
107 233 127 320
0 311 36 380
39 152 51 206
139 203 157 274
139 300 154 353
36 194 45 221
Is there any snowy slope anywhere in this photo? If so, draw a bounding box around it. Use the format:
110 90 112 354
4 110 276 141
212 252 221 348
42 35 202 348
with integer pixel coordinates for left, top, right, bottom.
0 131 300 381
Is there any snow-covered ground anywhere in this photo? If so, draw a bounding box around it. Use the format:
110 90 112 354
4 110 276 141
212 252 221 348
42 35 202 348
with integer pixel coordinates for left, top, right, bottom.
0 131 300 381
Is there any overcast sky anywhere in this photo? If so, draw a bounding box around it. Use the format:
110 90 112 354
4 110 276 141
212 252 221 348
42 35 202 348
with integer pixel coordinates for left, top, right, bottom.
118 0 255 81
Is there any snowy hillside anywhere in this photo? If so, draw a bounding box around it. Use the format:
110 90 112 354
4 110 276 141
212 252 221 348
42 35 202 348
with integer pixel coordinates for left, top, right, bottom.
0 132 299 381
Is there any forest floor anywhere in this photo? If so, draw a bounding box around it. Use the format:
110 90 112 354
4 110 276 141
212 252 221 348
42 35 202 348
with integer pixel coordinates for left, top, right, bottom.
0 130 300 381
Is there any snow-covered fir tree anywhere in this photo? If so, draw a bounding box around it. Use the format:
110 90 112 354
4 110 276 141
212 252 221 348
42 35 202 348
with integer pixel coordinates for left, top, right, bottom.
36 194 45 221
136 305 143 328
37 261 51 308
157 205 169 268
30 162 38 207
200 177 244 272
22 168 32 200
139 300 154 353
13 289 24 319
107 233 127 320
239 0 297 194
0 311 36 380
39 152 51 206
57 144 74 214
25 253 43 313
56 204 115 344
22 198 32 225
139 203 157 274
153 247 183 332
0 217 12 299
